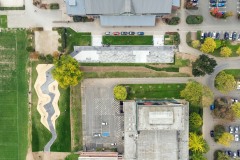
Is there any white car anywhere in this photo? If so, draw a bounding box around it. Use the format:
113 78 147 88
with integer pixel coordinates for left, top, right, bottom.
235 134 239 141
212 32 216 39
102 122 108 125
230 126 234 134
235 126 239 133
105 32 111 35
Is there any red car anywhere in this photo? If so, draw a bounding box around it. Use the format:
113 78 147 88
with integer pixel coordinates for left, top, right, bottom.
113 32 120 35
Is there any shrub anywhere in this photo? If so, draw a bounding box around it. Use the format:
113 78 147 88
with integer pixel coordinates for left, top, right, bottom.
214 125 225 142
186 15 203 24
113 85 127 100
50 3 59 9
26 46 35 52
165 17 180 25
73 16 82 22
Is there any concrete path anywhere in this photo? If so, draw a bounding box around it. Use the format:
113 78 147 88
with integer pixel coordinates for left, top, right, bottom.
40 67 57 152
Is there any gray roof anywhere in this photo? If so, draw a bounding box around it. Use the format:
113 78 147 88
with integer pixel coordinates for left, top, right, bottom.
66 0 174 16
100 15 156 26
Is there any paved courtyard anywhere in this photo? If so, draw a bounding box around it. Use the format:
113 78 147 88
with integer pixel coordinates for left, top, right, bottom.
35 31 60 55
0 0 23 7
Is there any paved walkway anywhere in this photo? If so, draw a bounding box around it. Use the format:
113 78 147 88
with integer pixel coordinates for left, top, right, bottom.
41 67 57 152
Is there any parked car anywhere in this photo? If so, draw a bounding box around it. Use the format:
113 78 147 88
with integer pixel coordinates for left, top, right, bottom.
212 32 216 39
102 122 108 125
232 99 239 103
201 32 204 39
113 32 120 35
229 32 233 40
235 134 239 141
218 3 225 7
105 32 111 35
137 32 144 35
208 32 213 37
204 32 208 39
228 150 232 156
210 0 216 3
216 32 220 39
111 143 117 146
210 130 214 137
230 126 234 134
129 31 135 35
237 150 240 157
210 3 217 7
210 104 215 110
232 32 237 41
218 0 226 2
233 152 237 158
224 32 229 40
235 126 239 133
121 32 128 35
93 133 101 137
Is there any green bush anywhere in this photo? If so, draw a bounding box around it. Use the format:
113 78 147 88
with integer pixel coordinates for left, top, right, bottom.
145 65 179 72
165 17 180 25
73 16 82 22
186 15 203 24
197 31 201 40
186 32 192 46
0 6 25 10
26 46 35 52
50 3 59 9
113 85 127 100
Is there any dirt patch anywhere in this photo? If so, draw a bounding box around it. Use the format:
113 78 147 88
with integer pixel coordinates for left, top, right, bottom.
179 67 193 76
80 66 158 72
35 31 60 55
32 152 71 160
176 52 197 63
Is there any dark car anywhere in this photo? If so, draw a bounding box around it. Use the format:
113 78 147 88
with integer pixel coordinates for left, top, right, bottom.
228 150 232 156
215 32 220 39
129 31 135 35
204 32 208 39
232 32 237 41
210 0 216 2
237 150 240 157
137 32 144 35
224 32 229 40
210 130 214 137
208 32 213 37
121 32 128 35
210 104 215 110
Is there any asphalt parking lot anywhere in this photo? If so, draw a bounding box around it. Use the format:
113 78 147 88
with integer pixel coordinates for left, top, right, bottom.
81 80 124 153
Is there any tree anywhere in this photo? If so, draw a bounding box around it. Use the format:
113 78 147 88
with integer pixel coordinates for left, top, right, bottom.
191 152 207 160
181 81 213 107
200 37 216 53
52 55 83 89
225 11 233 17
214 150 230 160
220 47 232 57
190 112 203 129
189 132 209 153
213 97 236 121
217 132 234 146
192 40 201 48
214 125 225 142
236 47 240 56
192 54 217 77
215 71 236 93
113 85 127 100
232 102 240 118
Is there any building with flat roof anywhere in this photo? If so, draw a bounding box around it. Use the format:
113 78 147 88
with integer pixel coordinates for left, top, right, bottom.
65 0 180 26
124 100 189 160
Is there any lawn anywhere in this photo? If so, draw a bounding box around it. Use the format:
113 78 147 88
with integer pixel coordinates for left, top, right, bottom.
0 15 7 28
212 40 240 57
224 69 240 79
31 61 71 152
0 30 28 160
64 28 91 53
124 84 186 100
102 35 153 45
70 83 83 151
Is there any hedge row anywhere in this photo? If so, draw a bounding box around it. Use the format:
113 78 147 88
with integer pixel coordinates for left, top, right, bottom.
186 15 203 24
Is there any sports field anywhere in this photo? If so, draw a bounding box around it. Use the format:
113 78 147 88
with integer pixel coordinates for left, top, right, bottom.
0 30 28 160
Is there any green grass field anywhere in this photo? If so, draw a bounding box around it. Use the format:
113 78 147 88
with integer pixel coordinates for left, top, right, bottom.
0 30 28 160
31 61 71 152
224 69 240 79
125 84 186 100
65 28 91 53
102 35 153 45
0 15 7 28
